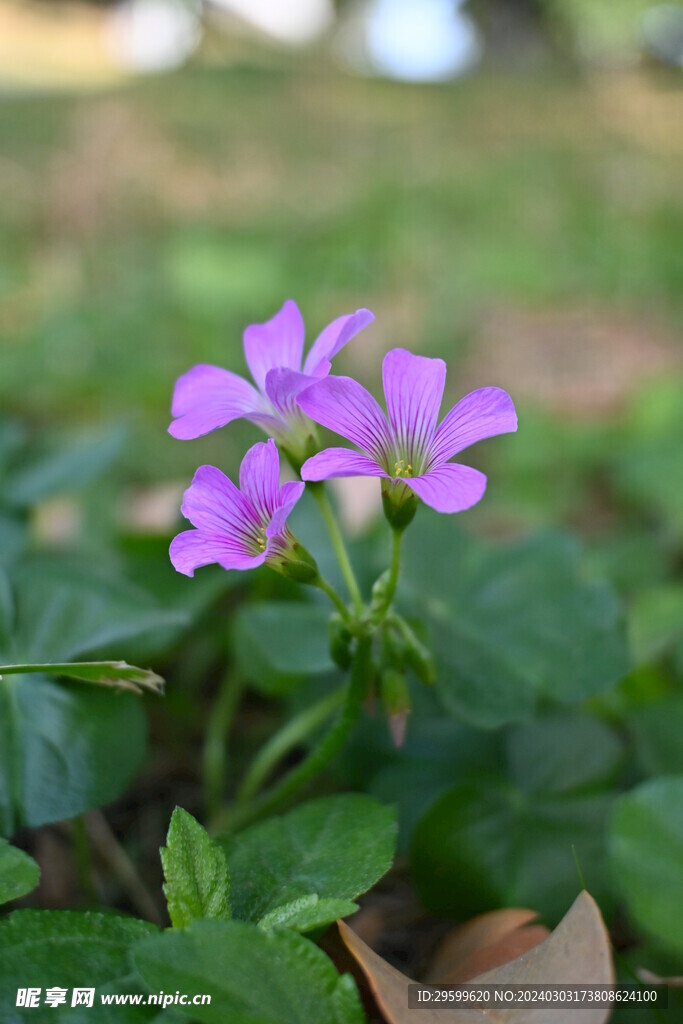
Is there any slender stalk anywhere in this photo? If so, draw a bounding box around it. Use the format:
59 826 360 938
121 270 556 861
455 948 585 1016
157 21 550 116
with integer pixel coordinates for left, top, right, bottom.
202 668 244 819
234 686 346 806
215 634 372 833
385 528 403 608
313 574 351 622
71 815 98 904
311 484 364 613
85 811 164 926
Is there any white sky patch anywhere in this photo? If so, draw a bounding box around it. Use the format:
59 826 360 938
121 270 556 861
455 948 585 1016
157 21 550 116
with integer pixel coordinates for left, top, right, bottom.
208 0 335 45
107 0 202 72
364 0 481 82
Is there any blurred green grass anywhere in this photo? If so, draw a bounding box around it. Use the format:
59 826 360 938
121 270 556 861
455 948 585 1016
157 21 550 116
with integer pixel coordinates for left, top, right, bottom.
0 62 681 499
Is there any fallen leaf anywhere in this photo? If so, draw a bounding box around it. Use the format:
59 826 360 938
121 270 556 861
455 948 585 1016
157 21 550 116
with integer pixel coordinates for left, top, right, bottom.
339 890 615 1024
426 909 550 984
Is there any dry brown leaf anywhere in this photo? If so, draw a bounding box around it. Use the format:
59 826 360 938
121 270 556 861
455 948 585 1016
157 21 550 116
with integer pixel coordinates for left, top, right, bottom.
339 891 615 1024
426 909 550 984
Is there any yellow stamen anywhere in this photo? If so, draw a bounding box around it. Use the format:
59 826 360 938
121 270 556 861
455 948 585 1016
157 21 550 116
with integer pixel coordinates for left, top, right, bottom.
394 459 413 478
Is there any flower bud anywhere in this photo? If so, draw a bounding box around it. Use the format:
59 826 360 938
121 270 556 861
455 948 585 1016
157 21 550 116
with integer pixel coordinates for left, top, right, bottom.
370 569 390 613
403 633 436 686
380 669 411 748
267 533 319 584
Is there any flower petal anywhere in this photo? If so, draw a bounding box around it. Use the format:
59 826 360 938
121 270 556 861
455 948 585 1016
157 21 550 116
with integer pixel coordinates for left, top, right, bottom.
243 299 305 392
297 376 392 461
301 448 387 481
278 479 306 514
382 348 446 465
264 367 314 424
238 439 281 520
170 530 265 576
430 387 517 466
267 481 305 538
303 308 375 377
181 465 258 538
404 464 487 514
169 364 264 440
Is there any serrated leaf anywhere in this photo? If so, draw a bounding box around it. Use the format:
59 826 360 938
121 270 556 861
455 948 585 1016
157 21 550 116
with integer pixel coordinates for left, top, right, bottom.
0 839 40 904
219 795 396 925
258 895 358 933
609 775 683 958
0 661 164 695
0 911 157 1023
161 808 230 929
133 918 365 1024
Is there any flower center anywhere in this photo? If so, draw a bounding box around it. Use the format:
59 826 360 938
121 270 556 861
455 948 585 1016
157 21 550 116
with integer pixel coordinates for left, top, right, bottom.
393 458 413 478
250 525 267 553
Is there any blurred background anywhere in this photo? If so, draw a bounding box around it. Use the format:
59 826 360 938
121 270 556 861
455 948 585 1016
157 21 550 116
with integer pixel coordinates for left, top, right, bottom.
1 0 683 997
1 0 681 545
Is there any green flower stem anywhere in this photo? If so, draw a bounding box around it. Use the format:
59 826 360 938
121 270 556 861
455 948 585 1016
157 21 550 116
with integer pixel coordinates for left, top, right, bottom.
387 610 419 648
85 810 164 925
202 668 244 819
234 685 347 806
71 815 97 904
313 574 351 622
215 634 372 833
385 528 403 608
311 484 364 614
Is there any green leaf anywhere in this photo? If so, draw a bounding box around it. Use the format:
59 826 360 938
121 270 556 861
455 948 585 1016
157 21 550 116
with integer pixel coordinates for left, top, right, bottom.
611 380 683 541
609 775 683 957
0 911 157 1022
626 698 683 776
0 839 40 904
629 585 683 664
0 661 164 695
231 602 334 694
161 808 230 929
3 425 126 508
402 525 630 727
340 701 501 852
257 895 359 933
0 675 146 835
0 555 183 833
219 795 396 926
0 555 186 664
133 918 365 1024
413 714 623 923
0 511 26 567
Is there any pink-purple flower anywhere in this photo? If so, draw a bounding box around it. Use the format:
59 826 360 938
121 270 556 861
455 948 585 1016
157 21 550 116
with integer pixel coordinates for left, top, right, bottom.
170 439 305 576
169 299 374 457
298 348 517 514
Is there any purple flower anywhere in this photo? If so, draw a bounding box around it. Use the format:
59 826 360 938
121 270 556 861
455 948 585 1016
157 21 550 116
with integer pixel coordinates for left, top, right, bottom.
169 299 374 457
170 439 305 576
298 348 517 514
